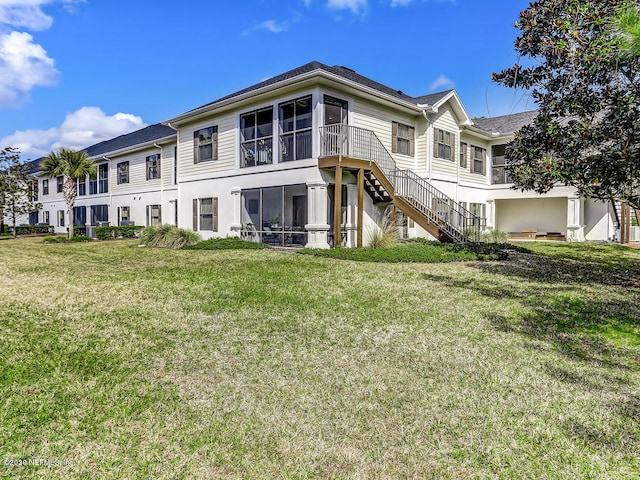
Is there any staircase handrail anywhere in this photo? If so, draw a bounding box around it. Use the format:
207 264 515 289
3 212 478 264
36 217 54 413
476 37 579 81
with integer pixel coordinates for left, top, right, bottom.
319 124 483 242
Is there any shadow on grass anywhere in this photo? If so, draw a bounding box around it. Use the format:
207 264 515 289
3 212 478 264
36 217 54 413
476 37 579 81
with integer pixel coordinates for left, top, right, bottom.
423 250 640 393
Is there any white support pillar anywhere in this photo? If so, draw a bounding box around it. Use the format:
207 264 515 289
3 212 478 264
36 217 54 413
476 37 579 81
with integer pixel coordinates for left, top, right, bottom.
345 183 358 248
566 195 585 242
230 187 242 236
305 180 330 249
485 198 496 231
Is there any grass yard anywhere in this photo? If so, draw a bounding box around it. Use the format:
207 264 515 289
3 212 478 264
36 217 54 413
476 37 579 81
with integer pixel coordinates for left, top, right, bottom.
0 238 638 479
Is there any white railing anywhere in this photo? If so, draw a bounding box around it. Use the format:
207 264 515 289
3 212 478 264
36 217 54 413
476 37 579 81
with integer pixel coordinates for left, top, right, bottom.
320 124 483 242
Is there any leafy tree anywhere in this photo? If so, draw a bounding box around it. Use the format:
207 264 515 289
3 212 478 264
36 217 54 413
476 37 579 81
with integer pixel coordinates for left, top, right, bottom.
0 147 41 238
493 0 640 210
40 148 96 240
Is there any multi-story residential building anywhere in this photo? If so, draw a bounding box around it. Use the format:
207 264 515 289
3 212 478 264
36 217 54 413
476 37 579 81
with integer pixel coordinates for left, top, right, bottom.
30 61 621 246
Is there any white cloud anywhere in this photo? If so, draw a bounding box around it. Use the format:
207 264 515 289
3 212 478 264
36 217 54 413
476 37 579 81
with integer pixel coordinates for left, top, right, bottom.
0 31 58 106
1 107 147 158
390 0 412 6
0 1 84 107
252 19 288 34
0 0 84 31
327 0 367 14
428 74 455 92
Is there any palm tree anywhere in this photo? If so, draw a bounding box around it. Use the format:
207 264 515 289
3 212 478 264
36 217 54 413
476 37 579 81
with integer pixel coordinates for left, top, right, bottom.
41 148 96 240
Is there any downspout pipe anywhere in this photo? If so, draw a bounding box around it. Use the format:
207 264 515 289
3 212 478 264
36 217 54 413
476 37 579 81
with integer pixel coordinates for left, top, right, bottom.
420 107 437 181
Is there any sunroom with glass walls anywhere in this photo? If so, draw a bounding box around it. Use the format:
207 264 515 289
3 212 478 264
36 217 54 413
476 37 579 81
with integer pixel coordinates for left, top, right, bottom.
240 184 308 246
239 94 314 169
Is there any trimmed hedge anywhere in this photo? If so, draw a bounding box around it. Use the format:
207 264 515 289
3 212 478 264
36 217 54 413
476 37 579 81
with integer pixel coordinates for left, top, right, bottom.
95 225 144 240
11 225 54 235
186 237 271 250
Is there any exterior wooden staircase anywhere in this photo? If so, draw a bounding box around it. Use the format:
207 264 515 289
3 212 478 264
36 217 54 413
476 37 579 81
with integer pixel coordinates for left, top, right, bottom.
319 124 484 243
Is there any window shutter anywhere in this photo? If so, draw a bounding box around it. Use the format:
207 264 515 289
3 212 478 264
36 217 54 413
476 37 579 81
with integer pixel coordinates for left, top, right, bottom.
409 126 415 156
213 197 219 232
146 205 149 227
213 127 218 161
482 148 487 176
433 128 439 159
391 122 398 153
193 131 198 164
193 199 198 231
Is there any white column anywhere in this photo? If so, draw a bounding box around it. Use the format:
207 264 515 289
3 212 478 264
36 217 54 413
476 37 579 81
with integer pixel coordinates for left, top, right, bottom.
485 199 496 231
345 183 358 248
305 180 330 249
230 187 242 236
566 195 585 242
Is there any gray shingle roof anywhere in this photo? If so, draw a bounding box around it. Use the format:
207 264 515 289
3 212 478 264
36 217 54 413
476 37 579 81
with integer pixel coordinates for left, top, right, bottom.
26 123 175 173
184 61 453 115
84 123 175 158
472 110 538 135
413 90 454 106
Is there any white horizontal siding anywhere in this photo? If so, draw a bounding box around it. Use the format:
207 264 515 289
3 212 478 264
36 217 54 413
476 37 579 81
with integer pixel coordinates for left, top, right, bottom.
111 147 163 194
179 113 236 178
431 106 459 177
352 97 417 171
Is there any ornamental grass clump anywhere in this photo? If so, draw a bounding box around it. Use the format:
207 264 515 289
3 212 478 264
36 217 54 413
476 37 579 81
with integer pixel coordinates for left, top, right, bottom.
367 215 399 249
139 225 201 249
480 229 509 243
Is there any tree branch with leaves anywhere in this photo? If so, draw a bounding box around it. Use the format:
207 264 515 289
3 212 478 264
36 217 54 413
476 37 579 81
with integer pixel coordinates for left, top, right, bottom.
493 0 640 211
0 147 41 238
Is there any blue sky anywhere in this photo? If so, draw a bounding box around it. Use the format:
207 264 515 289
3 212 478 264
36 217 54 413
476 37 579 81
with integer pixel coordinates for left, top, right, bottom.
0 0 533 159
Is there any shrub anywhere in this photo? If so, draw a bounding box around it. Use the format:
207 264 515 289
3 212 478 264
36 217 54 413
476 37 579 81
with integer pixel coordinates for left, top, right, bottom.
42 236 66 244
480 229 509 243
187 237 270 250
300 240 528 263
12 225 54 235
95 225 144 240
367 215 399 249
139 225 201 249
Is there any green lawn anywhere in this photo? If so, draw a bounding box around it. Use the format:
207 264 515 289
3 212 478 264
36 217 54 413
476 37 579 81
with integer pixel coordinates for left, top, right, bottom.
0 238 639 479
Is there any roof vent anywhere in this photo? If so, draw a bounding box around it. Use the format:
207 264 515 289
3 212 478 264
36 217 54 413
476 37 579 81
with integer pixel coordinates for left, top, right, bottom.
338 65 356 73
397 90 403 95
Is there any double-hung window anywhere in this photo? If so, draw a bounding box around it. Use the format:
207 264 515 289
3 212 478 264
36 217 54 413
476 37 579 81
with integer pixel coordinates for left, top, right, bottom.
146 205 162 226
194 127 217 163
193 197 218 232
57 176 63 193
78 178 86 196
392 122 415 156
117 161 129 184
118 206 130 226
472 146 486 175
241 107 273 168
146 154 161 179
98 164 108 193
42 179 49 196
434 128 454 161
279 96 312 162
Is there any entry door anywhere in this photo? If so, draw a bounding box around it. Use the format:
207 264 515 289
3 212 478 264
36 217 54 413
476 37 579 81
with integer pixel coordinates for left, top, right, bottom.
324 96 349 156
